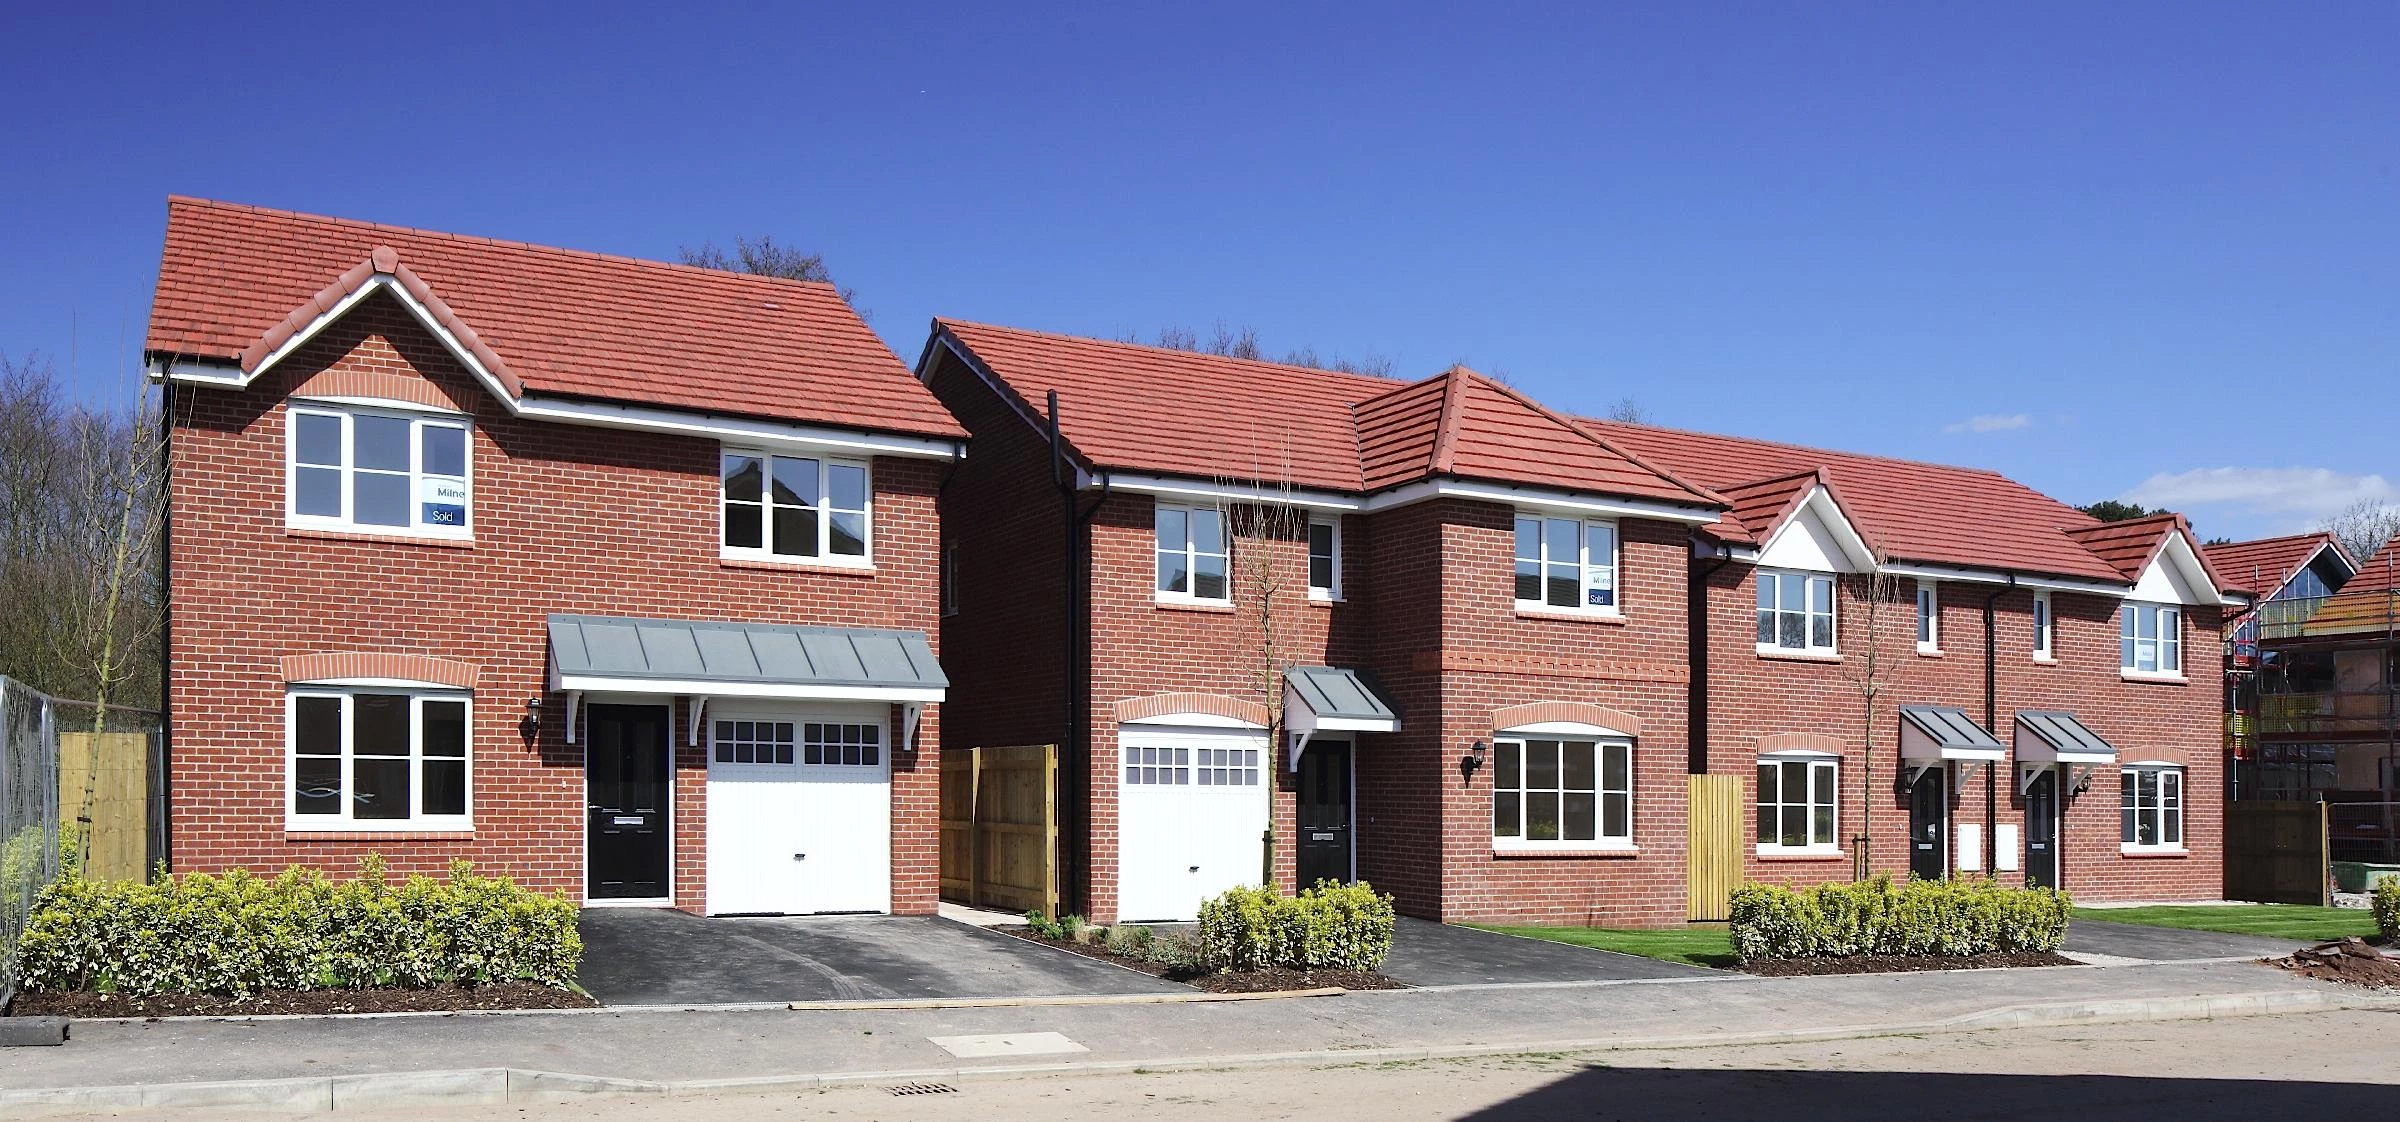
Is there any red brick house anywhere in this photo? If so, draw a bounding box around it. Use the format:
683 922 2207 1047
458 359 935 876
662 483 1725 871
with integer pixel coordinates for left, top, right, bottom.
925 322 2242 923
146 198 964 915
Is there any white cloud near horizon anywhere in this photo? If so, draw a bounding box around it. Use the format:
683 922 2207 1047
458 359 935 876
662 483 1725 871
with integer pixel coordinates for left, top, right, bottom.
2121 466 2397 525
1943 413 2031 434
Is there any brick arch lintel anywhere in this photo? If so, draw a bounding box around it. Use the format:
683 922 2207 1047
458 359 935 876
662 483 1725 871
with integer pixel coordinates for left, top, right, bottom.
2120 746 2188 767
1113 692 1269 728
282 652 480 690
1491 702 1642 737
1756 732 1844 755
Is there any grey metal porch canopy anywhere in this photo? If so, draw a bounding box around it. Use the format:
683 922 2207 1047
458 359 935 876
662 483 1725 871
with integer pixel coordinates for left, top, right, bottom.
2014 710 2117 765
1284 665 1400 767
1897 704 2005 763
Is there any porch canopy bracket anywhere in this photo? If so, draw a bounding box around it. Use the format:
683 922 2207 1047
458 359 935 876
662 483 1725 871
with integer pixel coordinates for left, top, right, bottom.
546 614 947 745
1284 665 1400 770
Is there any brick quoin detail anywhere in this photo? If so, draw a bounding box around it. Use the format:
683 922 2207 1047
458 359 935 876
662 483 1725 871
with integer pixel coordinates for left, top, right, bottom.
1114 693 1270 727
1756 732 1843 754
281 652 481 689
1492 702 1643 736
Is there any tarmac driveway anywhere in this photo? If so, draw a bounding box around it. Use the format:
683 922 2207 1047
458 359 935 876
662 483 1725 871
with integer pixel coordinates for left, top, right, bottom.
1376 917 1717 986
2062 917 2311 963
576 908 1185 1006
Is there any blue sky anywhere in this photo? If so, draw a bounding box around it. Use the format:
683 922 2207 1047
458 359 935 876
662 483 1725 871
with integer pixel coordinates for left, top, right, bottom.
3 2 2393 541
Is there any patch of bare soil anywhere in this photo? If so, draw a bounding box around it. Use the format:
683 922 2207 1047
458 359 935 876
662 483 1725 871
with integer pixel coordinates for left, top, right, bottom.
2271 938 2400 990
10 982 597 1018
1740 951 2079 976
996 927 1404 991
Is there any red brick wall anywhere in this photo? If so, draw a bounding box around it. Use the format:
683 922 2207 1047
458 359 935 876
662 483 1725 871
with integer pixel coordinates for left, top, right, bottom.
167 290 945 913
1701 567 2223 902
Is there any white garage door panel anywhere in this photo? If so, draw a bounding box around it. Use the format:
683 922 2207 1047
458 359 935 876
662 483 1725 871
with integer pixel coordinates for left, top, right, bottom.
1117 725 1268 922
706 708 891 916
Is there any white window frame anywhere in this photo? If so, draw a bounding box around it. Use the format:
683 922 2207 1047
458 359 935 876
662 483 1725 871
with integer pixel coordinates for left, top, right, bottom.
285 403 473 539
285 688 474 832
1757 569 1838 655
1154 502 1232 605
2119 601 2183 679
2120 763 2185 851
2032 590 2055 661
719 448 874 567
1756 751 1841 855
1491 735 1635 850
1513 513 1622 616
1915 580 1941 653
1307 517 1343 602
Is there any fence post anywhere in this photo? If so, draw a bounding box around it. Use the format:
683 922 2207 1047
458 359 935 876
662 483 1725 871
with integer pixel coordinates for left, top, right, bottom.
967 746 983 910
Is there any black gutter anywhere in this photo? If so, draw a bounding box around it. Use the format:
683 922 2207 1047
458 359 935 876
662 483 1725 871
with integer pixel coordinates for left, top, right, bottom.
1050 391 1109 916
1688 546 1735 775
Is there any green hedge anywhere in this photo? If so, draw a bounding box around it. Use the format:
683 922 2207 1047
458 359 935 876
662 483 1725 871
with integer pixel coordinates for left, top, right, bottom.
20 857 581 997
1728 876 2071 960
1197 880 1396 972
2375 881 2399 942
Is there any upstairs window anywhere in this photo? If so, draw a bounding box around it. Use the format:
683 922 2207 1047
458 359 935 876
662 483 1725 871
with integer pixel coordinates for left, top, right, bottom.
1156 504 1230 604
1757 570 1837 654
1307 518 1342 601
1514 515 1619 613
2032 590 2054 659
2120 602 2181 676
287 405 471 537
722 451 870 564
1915 580 1940 652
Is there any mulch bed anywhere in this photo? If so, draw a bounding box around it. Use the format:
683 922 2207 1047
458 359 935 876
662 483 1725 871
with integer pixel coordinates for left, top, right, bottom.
2271 938 2400 990
1739 951 2079 976
996 926 1405 992
10 982 597 1019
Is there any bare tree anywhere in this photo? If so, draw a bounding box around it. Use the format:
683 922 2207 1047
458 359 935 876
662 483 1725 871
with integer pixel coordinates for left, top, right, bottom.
677 235 862 311
1837 554 1912 880
1604 397 1648 424
1210 449 1314 887
2320 497 2400 564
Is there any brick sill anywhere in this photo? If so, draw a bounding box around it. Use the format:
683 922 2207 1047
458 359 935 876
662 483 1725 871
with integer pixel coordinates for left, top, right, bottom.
1492 846 1640 859
2032 656 2061 667
1155 599 1236 614
1917 648 1945 659
720 556 877 578
286 528 475 550
285 830 475 842
1757 648 1842 664
2120 846 2190 858
1515 608 1627 626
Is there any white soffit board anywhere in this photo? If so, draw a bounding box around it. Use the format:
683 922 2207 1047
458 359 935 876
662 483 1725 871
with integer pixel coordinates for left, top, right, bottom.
1757 495 1869 574
2132 535 2213 606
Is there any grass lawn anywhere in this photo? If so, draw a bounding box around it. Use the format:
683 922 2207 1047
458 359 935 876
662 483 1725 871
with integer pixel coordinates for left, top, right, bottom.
1470 924 1739 968
2072 904 2380 942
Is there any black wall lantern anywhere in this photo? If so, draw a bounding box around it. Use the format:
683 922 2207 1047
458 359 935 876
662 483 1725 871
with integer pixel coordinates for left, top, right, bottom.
1460 739 1488 782
519 697 542 748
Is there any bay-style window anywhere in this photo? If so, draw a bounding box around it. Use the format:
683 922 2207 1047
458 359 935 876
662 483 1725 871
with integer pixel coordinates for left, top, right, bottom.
1757 754 1839 853
1307 518 1342 601
1156 504 1230 603
2119 602 2181 677
2121 765 2184 849
1757 570 1837 654
721 451 870 564
287 404 471 537
1514 515 1619 613
1493 737 1633 848
288 690 471 829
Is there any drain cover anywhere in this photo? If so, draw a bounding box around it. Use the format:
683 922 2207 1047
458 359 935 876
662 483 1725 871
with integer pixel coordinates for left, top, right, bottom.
888 1082 961 1097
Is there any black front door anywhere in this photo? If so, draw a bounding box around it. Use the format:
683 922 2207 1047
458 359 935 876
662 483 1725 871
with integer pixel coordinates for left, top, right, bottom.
1296 742 1353 888
1909 766 1947 880
2024 767 2060 889
586 704 672 900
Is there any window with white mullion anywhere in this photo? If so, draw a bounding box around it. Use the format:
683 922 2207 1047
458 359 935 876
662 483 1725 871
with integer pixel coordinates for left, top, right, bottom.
287 405 471 535
1915 580 1940 652
1307 518 1341 601
721 450 871 563
2120 765 2184 848
288 690 471 828
1757 755 1838 851
1155 504 1230 602
2032 590 2054 659
1757 569 1837 653
1513 515 1619 612
1492 737 1632 847
2119 602 2181 675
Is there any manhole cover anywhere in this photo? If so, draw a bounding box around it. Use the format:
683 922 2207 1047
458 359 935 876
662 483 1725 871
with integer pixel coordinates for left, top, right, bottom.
888 1082 961 1097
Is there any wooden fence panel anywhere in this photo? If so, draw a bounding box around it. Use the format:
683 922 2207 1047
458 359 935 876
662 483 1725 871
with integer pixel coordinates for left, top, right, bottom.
59 732 150 883
1687 774 1743 922
2224 800 2328 905
939 745 1057 916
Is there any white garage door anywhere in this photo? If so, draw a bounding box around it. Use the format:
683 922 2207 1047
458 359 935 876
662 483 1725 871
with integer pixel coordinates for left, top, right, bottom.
1116 724 1268 922
706 705 891 915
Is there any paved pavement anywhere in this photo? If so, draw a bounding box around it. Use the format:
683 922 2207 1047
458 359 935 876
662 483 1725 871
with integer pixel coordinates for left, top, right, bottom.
1379 918 1711 986
2062 918 2311 963
576 909 1181 1005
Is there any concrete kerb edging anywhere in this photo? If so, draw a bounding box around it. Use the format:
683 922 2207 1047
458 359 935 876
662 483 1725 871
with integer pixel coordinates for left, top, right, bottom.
3 987 2389 1115
785 986 1347 1011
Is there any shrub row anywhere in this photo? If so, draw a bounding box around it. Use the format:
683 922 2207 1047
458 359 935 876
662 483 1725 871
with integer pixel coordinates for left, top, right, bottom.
20 857 581 997
1728 876 2071 960
1196 880 1395 972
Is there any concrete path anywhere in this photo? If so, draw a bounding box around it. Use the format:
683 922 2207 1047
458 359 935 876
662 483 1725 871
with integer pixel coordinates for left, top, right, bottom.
1379 918 1711 986
2062 918 2309 963
0 959 2367 1096
575 909 1180 1005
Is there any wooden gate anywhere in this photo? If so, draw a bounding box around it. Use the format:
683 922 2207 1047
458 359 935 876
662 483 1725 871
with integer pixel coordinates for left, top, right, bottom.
59 732 152 882
940 745 1058 916
2224 800 2329 905
1687 774 1744 921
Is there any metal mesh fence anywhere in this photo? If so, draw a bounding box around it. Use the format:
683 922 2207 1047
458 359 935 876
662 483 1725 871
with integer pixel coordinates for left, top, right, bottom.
0 677 62 1009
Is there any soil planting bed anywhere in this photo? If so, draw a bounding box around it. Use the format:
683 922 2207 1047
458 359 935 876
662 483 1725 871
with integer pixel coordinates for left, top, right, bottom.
998 927 1405 992
1740 951 2079 976
2271 938 2400 990
10 982 597 1018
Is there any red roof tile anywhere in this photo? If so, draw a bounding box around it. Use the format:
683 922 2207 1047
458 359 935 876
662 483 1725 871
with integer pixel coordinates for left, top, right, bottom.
2336 535 2400 598
2200 532 2349 598
2062 512 2232 594
1354 367 1718 505
149 197 963 438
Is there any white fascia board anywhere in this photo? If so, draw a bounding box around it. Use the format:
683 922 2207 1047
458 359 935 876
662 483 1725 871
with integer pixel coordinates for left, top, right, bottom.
517 396 962 460
1366 478 1721 525
1874 560 2133 598
1101 472 1364 512
552 673 945 703
249 275 523 409
149 358 245 384
1758 486 1877 571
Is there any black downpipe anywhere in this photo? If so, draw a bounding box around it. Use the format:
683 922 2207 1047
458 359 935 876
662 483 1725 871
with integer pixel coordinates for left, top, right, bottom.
156 377 174 874
1688 549 1734 775
1050 391 1109 916
1981 580 2009 878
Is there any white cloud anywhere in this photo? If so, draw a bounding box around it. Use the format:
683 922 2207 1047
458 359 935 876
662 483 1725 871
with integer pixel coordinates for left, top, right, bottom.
2121 466 2398 524
1943 413 2031 434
